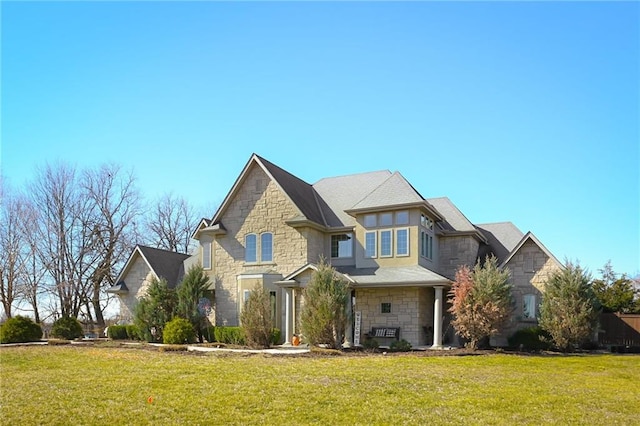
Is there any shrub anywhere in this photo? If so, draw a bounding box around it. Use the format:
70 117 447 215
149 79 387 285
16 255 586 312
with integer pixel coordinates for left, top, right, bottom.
362 338 379 351
241 285 273 348
158 344 188 352
134 277 177 342
203 326 216 343
126 325 141 340
270 328 281 346
51 316 84 340
508 326 552 351
107 325 128 340
163 317 196 344
176 265 212 342
0 316 43 344
214 326 245 345
390 339 412 352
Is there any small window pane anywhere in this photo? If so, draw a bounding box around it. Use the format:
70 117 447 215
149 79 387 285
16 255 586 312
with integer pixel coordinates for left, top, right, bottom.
245 234 257 262
523 294 536 319
261 233 273 262
364 214 376 227
396 211 409 225
365 231 377 258
381 302 391 314
202 242 211 269
380 213 393 226
331 233 353 258
380 230 392 257
396 229 408 256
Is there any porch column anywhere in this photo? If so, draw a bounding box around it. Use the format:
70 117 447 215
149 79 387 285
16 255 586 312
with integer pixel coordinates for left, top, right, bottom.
431 286 444 349
343 292 353 348
284 287 293 345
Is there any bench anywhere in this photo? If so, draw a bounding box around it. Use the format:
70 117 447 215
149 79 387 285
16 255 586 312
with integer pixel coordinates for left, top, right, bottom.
369 327 400 341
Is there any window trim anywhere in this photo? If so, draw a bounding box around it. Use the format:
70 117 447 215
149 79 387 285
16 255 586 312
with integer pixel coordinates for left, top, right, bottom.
396 228 409 257
379 229 393 258
364 231 377 258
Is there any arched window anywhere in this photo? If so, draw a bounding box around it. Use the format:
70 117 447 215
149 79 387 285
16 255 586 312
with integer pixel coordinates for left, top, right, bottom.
261 232 273 262
245 234 257 263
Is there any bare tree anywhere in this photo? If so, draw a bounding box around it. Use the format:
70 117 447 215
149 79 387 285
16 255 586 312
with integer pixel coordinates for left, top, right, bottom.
145 193 199 253
81 163 141 326
0 178 28 318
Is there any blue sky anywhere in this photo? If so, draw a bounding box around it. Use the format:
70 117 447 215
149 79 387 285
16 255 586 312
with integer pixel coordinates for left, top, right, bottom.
2 1 639 277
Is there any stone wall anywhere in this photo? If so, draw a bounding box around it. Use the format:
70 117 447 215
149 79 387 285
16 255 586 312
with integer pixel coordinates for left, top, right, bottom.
118 256 155 322
437 235 480 280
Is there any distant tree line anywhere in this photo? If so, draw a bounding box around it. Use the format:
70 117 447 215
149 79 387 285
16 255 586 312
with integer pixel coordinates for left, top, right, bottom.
0 161 209 327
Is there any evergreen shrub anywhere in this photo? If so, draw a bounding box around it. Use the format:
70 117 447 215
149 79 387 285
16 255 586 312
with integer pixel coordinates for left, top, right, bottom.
51 316 84 340
214 326 245 345
0 316 43 344
163 317 196 344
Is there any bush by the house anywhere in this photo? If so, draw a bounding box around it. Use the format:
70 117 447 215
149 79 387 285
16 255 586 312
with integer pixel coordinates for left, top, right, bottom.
203 326 216 343
508 326 552 351
134 277 177 342
270 328 281 345
362 338 379 351
390 339 412 352
107 325 128 340
0 316 43 344
163 317 196 344
126 325 141 340
50 316 84 340
240 285 274 348
214 326 245 345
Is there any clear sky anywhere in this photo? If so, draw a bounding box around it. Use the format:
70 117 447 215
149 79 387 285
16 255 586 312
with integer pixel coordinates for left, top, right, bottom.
2 1 639 277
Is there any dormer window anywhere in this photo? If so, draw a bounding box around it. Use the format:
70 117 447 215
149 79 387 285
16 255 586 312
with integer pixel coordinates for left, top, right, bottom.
379 213 393 227
364 214 377 228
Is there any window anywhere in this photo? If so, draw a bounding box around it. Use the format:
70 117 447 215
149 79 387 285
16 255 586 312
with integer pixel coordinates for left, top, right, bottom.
380 230 392 257
331 233 353 258
420 214 434 230
364 214 376 227
420 230 433 259
202 241 211 269
365 231 377 258
261 232 273 262
270 291 277 327
243 289 251 303
523 294 537 319
245 234 257 262
380 212 393 226
396 228 409 256
381 302 391 314
396 211 409 225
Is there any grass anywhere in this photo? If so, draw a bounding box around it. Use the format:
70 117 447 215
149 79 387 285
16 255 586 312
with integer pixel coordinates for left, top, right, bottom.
1 346 639 425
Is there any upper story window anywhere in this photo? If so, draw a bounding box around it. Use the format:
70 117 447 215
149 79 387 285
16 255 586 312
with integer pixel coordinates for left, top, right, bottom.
331 233 353 258
379 213 393 227
396 211 409 225
420 214 434 230
245 232 273 263
420 213 434 260
245 234 257 263
380 230 393 257
365 231 377 258
261 233 273 262
396 228 409 256
202 241 212 270
364 214 377 228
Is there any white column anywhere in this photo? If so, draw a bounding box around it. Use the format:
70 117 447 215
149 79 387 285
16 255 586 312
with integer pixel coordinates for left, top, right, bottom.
284 287 293 345
343 292 353 348
431 286 444 349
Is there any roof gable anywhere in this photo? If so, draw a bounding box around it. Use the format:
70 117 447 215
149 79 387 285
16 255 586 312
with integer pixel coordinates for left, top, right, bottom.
211 154 327 227
350 172 424 211
476 222 524 264
115 245 190 289
501 231 562 269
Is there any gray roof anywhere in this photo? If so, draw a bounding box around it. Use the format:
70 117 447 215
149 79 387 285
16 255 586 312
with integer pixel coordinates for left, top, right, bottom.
350 172 424 211
335 265 450 287
427 197 476 232
137 245 191 288
475 222 524 264
313 170 392 227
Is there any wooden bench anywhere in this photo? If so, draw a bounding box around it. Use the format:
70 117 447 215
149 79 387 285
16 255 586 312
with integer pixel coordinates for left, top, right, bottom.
369 327 400 341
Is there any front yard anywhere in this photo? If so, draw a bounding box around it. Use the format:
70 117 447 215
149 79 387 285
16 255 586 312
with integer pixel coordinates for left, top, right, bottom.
1 345 638 425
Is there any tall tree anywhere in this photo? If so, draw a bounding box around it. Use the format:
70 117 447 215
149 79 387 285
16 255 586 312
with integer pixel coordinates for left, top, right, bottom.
81 163 141 326
448 256 513 350
539 261 600 352
592 261 637 313
300 258 350 349
134 277 177 342
176 265 211 342
145 193 199 254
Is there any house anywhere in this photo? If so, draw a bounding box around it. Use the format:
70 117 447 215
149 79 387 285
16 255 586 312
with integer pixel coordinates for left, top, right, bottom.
111 154 561 348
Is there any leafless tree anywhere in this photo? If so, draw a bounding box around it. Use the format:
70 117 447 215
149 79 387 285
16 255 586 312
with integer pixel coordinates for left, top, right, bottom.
0 178 28 318
81 163 141 326
145 193 199 254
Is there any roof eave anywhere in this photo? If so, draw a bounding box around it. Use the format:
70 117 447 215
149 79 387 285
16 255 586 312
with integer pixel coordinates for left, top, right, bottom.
345 201 444 221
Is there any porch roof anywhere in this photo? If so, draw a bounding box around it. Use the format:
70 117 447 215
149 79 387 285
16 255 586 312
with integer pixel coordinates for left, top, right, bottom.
334 265 451 288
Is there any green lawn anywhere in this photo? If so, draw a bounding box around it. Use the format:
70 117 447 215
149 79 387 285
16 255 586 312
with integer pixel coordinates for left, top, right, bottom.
1 345 638 425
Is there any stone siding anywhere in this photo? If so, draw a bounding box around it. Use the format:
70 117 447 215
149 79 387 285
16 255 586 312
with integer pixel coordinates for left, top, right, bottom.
437 235 480 280
119 256 155 322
